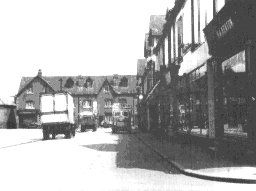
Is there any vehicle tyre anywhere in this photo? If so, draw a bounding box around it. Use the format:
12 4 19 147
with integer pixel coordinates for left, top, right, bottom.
43 128 49 140
72 129 76 137
65 131 71 139
112 127 116 134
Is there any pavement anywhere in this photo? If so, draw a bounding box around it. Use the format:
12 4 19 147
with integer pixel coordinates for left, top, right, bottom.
0 129 42 148
134 131 256 184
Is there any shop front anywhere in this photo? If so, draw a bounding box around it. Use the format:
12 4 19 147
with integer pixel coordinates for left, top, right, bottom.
18 109 39 128
204 0 256 152
177 64 208 136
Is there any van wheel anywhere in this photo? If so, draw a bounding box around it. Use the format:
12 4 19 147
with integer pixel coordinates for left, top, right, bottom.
65 131 71 139
43 128 49 140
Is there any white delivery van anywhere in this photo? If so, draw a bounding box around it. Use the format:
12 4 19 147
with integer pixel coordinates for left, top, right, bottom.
40 92 76 140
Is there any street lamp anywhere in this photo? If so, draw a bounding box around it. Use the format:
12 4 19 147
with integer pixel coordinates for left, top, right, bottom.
138 94 143 100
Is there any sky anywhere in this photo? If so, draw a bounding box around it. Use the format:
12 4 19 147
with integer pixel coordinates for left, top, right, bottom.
0 0 174 100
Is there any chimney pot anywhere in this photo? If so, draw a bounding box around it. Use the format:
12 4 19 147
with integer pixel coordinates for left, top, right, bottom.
38 69 42 77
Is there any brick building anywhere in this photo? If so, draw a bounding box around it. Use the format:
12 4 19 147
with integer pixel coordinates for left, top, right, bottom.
16 70 137 128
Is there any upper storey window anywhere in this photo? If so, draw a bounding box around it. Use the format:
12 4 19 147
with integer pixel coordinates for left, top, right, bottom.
26 85 33 94
103 85 109 93
64 77 74 88
119 77 128 87
25 101 35 109
85 78 93 88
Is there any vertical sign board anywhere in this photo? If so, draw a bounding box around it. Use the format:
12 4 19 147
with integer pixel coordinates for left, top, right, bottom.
207 60 215 138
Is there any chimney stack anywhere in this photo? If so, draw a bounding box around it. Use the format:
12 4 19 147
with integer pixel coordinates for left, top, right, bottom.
38 69 42 77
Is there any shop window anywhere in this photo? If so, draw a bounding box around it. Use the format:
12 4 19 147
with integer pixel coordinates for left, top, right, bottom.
82 100 92 108
26 85 33 94
25 101 35 109
177 64 208 136
222 50 247 137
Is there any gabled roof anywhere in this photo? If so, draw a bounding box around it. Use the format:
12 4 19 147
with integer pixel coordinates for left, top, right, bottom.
149 15 166 36
17 75 55 97
97 79 116 96
137 59 146 76
17 74 137 96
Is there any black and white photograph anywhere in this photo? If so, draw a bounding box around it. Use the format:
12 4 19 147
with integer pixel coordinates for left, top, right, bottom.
1 0 256 190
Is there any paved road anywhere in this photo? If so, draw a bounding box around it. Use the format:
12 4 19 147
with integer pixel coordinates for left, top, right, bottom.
0 128 254 191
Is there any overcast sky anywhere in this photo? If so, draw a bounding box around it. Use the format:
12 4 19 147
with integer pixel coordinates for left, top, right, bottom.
0 0 174 100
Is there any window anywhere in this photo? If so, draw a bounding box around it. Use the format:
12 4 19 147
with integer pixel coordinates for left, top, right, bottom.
177 16 183 59
105 99 112 108
118 98 127 107
216 0 225 13
82 100 92 108
177 64 208 136
26 85 33 94
25 101 35 109
119 77 128 87
222 50 247 137
85 78 93 88
103 86 109 92
64 77 74 88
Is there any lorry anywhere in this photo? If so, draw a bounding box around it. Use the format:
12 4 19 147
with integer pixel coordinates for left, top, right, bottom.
40 92 76 140
79 111 97 132
111 103 132 133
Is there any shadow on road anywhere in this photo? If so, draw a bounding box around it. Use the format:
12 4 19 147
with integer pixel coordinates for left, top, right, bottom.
82 144 117 152
80 133 176 174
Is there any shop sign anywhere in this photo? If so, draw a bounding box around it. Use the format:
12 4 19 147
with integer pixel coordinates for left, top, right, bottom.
216 18 234 39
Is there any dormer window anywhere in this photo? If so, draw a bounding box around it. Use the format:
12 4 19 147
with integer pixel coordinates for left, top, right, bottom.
64 77 74 88
119 77 128 87
84 78 93 88
26 85 33 94
25 101 35 109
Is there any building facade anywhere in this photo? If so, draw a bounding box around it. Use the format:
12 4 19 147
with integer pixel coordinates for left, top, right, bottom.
138 0 256 158
16 70 137 128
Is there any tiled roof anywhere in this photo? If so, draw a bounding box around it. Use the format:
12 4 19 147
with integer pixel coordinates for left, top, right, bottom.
137 59 146 76
149 15 166 36
18 75 137 96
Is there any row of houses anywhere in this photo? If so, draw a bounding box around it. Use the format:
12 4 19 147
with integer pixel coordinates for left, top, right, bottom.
15 69 137 128
137 0 256 158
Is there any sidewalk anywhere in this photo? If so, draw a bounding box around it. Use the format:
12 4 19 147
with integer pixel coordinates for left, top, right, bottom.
135 131 256 183
0 129 42 148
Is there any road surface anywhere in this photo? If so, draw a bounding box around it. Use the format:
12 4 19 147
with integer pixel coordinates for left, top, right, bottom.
0 128 254 191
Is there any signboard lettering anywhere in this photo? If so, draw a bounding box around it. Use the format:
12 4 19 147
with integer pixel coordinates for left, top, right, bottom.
216 18 234 39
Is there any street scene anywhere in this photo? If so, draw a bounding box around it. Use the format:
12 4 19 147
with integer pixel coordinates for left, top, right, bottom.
1 0 256 190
